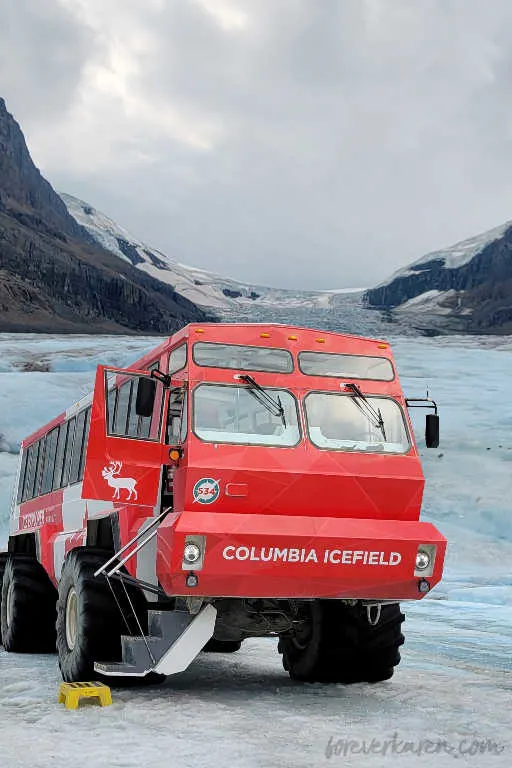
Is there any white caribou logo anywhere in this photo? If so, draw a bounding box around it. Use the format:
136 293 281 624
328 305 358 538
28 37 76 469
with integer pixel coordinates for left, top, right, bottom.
101 461 138 501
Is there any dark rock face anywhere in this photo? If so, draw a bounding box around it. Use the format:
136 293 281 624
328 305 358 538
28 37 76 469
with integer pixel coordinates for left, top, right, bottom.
365 226 512 333
0 97 209 333
117 238 146 267
222 288 242 299
0 98 90 243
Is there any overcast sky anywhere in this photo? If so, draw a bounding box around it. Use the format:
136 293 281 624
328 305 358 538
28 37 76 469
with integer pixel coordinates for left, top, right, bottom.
2 0 512 290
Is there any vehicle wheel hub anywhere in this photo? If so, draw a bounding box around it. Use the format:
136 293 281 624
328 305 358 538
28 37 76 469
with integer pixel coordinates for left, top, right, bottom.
65 586 78 651
5 580 14 628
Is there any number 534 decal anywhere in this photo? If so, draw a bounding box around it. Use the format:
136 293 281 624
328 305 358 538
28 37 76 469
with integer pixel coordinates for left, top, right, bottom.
193 478 221 504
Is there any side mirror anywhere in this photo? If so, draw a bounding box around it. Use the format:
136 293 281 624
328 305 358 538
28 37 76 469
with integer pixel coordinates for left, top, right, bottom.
135 377 156 417
425 413 439 448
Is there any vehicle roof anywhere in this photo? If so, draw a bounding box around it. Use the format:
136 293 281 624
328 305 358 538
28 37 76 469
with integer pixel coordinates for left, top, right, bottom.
20 323 395 448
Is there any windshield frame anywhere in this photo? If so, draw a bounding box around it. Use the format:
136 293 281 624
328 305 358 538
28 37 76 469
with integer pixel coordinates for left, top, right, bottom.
303 390 411 454
192 382 302 448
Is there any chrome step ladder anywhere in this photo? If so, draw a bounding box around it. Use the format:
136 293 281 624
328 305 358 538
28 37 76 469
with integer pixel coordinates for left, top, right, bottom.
94 605 217 677
93 509 216 678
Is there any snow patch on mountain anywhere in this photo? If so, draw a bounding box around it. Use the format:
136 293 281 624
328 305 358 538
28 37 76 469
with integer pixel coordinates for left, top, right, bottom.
60 193 349 317
377 219 512 288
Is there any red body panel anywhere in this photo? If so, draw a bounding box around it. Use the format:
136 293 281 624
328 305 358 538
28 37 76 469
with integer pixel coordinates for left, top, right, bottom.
157 510 446 599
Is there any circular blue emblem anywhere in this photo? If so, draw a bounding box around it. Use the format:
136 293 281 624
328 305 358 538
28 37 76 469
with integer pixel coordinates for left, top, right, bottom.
193 478 220 505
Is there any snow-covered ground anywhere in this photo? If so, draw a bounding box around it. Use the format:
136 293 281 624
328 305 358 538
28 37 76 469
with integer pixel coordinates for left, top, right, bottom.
0 333 511 767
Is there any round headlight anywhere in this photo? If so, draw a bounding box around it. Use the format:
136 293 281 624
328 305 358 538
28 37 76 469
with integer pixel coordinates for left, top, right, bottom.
416 551 430 571
183 543 201 564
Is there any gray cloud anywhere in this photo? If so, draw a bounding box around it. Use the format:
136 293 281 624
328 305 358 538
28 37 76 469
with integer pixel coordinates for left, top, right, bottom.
0 0 96 121
2 0 512 290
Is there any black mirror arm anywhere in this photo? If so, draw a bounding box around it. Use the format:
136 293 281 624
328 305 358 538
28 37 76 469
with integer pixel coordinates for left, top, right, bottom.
151 369 172 388
405 397 438 416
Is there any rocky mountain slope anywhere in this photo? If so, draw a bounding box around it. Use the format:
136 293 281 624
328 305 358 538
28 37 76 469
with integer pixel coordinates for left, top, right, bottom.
365 222 512 334
0 97 207 333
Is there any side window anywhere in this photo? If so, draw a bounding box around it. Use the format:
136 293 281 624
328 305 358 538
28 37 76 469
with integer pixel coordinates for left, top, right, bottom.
180 396 188 443
107 370 162 441
33 438 45 498
40 426 60 496
139 362 160 439
168 345 187 374
16 450 29 504
113 381 131 435
166 389 186 444
23 440 41 501
53 421 69 490
69 410 87 485
126 382 140 437
78 407 91 482
107 386 116 433
61 417 76 487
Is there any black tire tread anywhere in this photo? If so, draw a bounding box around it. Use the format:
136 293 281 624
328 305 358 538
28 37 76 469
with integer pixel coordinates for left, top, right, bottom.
1 555 57 653
57 548 124 681
279 601 404 684
56 548 163 686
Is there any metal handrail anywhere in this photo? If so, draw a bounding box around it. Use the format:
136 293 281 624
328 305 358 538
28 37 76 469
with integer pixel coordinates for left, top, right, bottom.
106 527 160 577
93 507 170 578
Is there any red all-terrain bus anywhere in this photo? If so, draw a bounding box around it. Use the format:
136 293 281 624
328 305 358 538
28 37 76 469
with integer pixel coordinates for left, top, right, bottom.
0 323 446 685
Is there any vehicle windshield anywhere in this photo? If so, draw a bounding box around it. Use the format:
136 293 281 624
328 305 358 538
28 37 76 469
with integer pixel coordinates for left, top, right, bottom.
304 393 410 453
193 384 300 446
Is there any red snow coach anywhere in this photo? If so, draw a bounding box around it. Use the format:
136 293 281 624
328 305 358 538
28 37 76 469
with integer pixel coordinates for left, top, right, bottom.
1 324 446 685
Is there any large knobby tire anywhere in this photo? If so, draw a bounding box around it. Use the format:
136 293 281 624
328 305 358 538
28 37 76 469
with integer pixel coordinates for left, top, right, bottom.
0 552 7 645
57 549 129 682
203 638 242 653
56 548 165 686
279 601 405 684
57 548 126 681
1 555 57 653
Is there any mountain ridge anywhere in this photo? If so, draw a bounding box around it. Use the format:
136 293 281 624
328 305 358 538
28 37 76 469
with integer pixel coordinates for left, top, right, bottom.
364 220 512 334
0 97 208 334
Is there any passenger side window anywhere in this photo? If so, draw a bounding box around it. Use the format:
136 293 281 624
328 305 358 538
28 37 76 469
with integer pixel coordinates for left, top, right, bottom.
113 381 131 435
168 345 187 374
61 417 76 487
166 389 186 444
33 438 45 498
69 410 87 485
78 408 91 482
53 421 69 490
22 440 41 501
40 426 60 496
16 450 29 504
107 369 161 441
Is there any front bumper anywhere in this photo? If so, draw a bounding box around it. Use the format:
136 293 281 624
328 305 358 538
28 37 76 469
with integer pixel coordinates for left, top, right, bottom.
157 511 446 600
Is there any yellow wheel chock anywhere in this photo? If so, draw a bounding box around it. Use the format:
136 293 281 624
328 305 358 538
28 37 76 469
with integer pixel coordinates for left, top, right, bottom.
58 681 112 710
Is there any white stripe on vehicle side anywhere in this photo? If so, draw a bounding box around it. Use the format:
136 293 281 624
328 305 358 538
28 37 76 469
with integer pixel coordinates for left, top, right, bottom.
136 518 158 603
9 451 23 533
10 504 20 536
86 499 115 519
53 534 67 580
62 483 87 532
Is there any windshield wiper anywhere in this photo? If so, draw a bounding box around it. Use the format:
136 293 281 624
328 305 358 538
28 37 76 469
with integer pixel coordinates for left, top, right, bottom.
237 374 286 427
344 382 387 441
